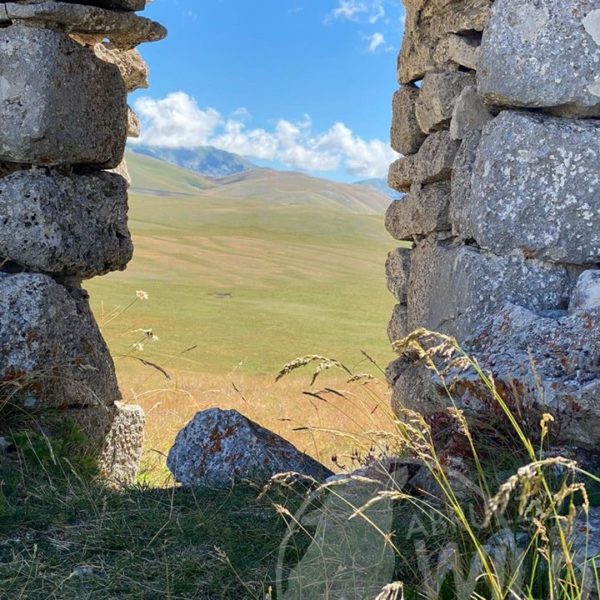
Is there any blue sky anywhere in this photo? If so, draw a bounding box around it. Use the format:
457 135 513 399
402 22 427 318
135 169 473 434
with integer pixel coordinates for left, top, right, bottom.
131 0 406 181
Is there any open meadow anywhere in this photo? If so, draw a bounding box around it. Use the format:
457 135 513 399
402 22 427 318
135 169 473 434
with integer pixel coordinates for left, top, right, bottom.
86 152 400 476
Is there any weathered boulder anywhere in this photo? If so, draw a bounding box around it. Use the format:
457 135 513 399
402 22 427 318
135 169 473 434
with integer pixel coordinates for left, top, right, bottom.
399 0 491 83
0 273 120 414
0 25 127 167
167 408 333 488
385 246 412 303
406 237 571 340
449 85 492 140
99 403 145 486
93 44 149 91
478 0 600 116
385 182 450 240
0 2 166 49
0 170 132 278
389 132 459 192
433 33 480 71
391 86 426 155
415 72 475 134
456 111 600 263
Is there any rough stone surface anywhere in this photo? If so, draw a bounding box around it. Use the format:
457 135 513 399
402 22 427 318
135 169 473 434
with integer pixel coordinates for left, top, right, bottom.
389 132 459 192
128 108 141 138
385 182 451 240
478 0 600 116
0 273 120 413
570 270 600 312
388 304 409 343
93 44 148 91
391 86 426 155
406 237 571 340
399 0 491 83
450 130 481 237
449 85 492 140
0 25 127 168
0 170 132 278
434 33 480 71
385 247 412 303
167 408 334 488
99 403 145 486
0 2 167 49
415 72 475 134
460 111 600 263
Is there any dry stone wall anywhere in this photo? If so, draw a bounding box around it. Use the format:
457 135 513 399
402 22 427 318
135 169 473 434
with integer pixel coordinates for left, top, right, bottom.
386 0 600 448
0 1 165 484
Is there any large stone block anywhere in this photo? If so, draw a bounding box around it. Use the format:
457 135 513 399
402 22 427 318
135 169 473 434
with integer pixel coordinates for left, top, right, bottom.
399 0 491 83
457 111 600 263
391 86 427 155
415 72 475 134
0 170 132 277
0 273 120 413
478 0 600 116
0 25 127 167
388 131 459 192
449 86 492 140
450 130 481 237
385 247 412 302
407 237 571 340
433 34 480 71
385 182 450 240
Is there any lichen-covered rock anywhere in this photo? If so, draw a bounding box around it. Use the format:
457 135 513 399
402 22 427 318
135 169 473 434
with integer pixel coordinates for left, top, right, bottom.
457 111 600 263
399 0 491 83
0 170 132 278
415 72 475 134
449 86 492 140
570 270 600 312
385 247 412 303
100 403 145 486
0 2 166 49
0 25 127 167
167 408 333 488
391 86 427 155
0 273 120 412
407 237 571 340
389 132 459 192
478 0 600 116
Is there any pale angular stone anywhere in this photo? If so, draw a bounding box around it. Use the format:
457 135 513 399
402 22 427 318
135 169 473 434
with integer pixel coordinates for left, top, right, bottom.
391 86 426 155
461 111 600 263
389 132 459 192
478 0 600 116
434 33 480 71
0 170 132 277
0 273 120 412
167 408 333 488
570 270 600 312
388 304 409 343
415 72 475 134
0 26 127 167
449 86 492 140
108 158 132 187
385 182 450 240
100 403 145 487
450 131 481 237
128 107 141 138
385 247 412 302
399 0 491 83
93 44 148 91
0 2 166 49
407 237 571 340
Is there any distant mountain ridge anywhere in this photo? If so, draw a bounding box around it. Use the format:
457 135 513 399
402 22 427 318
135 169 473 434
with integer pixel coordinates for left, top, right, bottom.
131 145 255 178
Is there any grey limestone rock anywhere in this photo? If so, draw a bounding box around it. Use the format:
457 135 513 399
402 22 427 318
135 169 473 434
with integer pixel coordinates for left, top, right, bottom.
0 25 127 168
385 182 451 240
478 0 600 116
0 170 133 278
406 237 571 340
385 246 412 303
433 33 480 71
570 270 600 312
461 111 600 263
167 408 333 488
449 85 492 140
388 131 459 192
391 85 427 155
388 304 409 343
415 72 475 134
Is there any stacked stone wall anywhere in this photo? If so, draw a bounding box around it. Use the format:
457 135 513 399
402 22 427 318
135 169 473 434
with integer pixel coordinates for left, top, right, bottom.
386 0 600 447
0 1 165 484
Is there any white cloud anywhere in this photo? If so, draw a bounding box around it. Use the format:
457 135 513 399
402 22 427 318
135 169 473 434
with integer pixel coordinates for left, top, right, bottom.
132 92 397 179
367 32 385 52
330 0 385 23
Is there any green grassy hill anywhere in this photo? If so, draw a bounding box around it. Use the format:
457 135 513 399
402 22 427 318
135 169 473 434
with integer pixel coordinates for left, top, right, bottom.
87 152 397 377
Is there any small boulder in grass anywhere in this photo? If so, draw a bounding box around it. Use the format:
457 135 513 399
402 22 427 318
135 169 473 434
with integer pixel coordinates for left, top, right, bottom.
167 408 333 488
